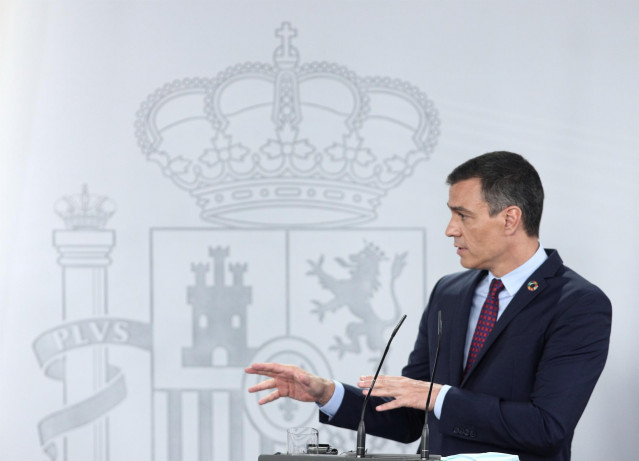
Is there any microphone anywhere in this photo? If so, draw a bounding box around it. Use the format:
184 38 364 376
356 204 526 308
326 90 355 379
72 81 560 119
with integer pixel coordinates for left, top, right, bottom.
356 314 407 458
419 311 442 460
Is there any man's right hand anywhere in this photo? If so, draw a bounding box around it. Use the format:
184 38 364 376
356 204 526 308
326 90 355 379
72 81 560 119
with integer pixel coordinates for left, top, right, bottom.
245 362 335 406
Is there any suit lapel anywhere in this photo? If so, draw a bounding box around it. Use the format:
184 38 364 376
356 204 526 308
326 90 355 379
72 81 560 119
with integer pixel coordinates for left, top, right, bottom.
449 270 485 385
461 250 563 384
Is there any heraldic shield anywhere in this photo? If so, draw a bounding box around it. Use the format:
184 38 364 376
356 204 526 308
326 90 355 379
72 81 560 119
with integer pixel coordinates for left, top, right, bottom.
31 21 438 461
151 228 425 460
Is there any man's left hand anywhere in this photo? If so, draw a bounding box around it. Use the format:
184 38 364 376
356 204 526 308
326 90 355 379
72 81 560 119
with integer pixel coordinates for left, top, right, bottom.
357 375 441 412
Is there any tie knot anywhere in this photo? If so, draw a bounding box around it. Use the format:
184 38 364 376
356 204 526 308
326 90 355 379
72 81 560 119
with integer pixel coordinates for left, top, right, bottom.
489 278 505 296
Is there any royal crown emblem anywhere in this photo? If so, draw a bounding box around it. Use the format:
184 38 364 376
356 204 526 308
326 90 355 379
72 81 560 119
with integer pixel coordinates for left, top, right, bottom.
135 22 439 227
54 185 116 230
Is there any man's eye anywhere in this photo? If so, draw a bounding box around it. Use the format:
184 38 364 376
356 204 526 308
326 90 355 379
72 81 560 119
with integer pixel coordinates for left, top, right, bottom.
458 213 466 220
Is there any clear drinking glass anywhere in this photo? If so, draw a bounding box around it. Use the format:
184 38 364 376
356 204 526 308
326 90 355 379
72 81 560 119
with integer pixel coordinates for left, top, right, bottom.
286 427 319 454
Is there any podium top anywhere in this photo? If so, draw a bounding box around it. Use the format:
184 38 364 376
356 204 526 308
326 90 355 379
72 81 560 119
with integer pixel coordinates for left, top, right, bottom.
258 454 440 461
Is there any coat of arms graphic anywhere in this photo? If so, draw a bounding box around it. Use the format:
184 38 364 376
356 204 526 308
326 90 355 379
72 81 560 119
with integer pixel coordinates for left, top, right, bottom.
34 22 438 461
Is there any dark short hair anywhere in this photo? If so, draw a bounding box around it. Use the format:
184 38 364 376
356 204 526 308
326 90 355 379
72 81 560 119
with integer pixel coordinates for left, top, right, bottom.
446 151 544 237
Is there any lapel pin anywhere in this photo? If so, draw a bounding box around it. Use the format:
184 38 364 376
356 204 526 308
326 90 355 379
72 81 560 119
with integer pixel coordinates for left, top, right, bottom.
527 280 539 291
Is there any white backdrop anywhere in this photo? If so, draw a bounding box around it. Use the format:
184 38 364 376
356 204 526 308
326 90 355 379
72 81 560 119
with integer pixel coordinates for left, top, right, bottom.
1 1 638 460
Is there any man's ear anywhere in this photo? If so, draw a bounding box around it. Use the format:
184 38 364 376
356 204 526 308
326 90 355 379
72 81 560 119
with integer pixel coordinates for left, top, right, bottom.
503 206 523 234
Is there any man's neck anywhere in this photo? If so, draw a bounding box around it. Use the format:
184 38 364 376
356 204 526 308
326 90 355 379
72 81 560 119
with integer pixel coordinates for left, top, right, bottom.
492 238 540 278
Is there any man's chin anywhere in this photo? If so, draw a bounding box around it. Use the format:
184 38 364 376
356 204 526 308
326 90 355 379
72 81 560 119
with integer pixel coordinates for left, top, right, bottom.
458 256 477 270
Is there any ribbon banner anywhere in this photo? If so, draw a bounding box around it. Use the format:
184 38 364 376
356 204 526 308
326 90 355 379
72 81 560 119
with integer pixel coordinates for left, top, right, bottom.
33 318 152 459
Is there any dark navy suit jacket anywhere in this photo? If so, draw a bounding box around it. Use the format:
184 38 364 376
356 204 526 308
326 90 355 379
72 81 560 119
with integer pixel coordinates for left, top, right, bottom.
320 249 611 461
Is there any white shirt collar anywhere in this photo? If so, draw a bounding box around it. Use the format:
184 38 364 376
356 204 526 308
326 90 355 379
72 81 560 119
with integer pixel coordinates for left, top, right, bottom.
487 243 547 296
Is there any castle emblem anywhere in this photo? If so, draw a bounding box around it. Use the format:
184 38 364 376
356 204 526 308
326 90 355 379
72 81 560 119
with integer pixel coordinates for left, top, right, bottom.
135 22 439 228
183 246 254 367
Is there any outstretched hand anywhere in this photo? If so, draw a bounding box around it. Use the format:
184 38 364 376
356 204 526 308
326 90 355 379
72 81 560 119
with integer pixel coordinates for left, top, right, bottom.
358 375 441 412
245 362 335 406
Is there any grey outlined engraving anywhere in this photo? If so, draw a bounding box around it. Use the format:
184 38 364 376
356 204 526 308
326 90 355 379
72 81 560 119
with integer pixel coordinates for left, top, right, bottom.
135 22 439 228
34 21 435 461
182 247 254 367
307 242 407 358
34 186 153 461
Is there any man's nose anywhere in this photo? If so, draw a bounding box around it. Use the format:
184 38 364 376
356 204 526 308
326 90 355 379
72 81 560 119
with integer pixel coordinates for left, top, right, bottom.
445 218 459 237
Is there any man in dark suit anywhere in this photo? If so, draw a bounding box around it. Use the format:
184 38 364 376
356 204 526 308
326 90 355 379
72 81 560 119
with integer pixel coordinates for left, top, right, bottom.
246 152 612 461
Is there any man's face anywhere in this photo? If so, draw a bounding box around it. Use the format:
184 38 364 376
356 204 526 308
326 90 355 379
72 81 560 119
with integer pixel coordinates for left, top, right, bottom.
445 178 508 274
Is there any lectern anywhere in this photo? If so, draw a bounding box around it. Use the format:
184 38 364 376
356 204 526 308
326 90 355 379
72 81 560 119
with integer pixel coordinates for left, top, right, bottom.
258 453 441 460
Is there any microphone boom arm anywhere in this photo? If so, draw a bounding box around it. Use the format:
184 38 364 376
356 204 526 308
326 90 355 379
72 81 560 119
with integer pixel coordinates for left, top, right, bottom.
420 311 442 460
356 314 407 458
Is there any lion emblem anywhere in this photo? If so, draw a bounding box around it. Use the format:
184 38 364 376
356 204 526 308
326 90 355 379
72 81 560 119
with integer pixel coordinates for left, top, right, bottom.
307 242 407 358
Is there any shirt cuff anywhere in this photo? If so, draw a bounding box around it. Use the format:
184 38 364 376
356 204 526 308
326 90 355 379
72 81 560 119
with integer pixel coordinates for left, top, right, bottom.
433 384 451 419
317 380 344 419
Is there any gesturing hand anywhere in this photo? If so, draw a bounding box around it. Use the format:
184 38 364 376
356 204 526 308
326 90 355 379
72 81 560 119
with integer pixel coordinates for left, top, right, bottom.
357 375 441 412
245 362 335 406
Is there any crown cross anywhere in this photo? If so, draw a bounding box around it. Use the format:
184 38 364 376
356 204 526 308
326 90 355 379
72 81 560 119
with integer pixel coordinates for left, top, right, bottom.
274 22 299 68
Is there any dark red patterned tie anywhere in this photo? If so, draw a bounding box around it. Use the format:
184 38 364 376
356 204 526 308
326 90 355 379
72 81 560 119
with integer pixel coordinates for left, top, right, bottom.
464 278 505 375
